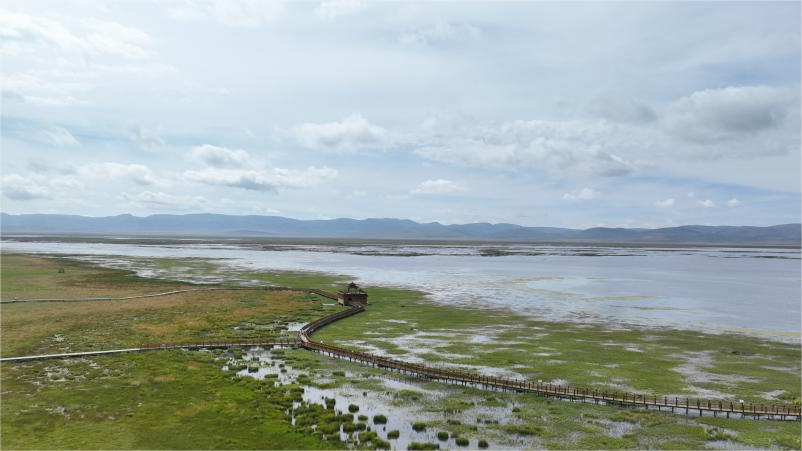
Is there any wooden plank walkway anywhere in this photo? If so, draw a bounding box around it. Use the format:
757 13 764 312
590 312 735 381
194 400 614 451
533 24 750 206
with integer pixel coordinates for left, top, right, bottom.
298 293 802 421
0 339 300 362
0 286 303 304
2 286 799 420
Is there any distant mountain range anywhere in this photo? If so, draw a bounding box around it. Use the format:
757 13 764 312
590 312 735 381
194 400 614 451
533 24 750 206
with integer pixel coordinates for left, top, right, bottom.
1 213 799 245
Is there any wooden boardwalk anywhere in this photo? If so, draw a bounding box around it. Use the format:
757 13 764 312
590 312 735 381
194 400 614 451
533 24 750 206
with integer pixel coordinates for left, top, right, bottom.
0 338 300 362
299 292 802 421
2 286 799 420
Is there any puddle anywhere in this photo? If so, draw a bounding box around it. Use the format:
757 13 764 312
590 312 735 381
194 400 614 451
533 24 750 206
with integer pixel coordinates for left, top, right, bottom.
223 347 527 450
705 440 766 450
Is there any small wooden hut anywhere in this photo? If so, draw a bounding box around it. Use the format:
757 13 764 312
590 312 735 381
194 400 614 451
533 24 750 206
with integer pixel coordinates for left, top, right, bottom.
337 282 368 306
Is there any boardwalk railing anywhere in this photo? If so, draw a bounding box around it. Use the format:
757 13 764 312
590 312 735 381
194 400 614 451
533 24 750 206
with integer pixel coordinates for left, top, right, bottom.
3 286 800 420
0 338 301 363
298 292 802 421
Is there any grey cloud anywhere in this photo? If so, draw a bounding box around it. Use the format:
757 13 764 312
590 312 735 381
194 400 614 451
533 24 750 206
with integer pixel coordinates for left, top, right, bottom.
414 119 637 177
294 114 390 152
1 174 51 200
128 124 165 150
26 159 77 175
123 190 206 211
184 167 338 192
1 89 26 103
660 86 797 143
189 144 250 168
588 97 656 124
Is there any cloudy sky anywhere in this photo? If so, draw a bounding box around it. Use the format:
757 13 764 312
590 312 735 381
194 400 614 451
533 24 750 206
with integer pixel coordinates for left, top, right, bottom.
1 1 800 228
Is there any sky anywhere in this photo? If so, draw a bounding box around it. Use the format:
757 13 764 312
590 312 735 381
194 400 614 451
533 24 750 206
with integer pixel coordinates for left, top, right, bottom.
1 1 800 228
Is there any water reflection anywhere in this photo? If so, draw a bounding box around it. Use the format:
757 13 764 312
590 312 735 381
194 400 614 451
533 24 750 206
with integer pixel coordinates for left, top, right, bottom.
3 240 799 341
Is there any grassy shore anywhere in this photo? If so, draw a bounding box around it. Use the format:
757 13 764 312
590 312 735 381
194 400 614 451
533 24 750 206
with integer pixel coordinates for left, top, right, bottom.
311 283 801 404
1 253 799 450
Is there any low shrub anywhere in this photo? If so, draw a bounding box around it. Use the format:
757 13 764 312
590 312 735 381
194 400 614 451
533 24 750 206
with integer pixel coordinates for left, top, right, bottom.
373 414 388 424
455 437 469 447
412 422 426 432
407 442 439 450
436 432 449 441
387 430 400 439
478 439 489 448
349 404 360 413
359 431 379 443
358 415 368 421
503 424 543 436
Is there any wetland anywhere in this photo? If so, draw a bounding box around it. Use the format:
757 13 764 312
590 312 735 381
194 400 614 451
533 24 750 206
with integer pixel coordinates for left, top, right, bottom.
1 239 800 450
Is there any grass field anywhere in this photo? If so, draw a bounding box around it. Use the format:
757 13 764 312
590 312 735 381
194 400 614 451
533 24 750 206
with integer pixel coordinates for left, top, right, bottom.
0 254 341 450
1 253 800 450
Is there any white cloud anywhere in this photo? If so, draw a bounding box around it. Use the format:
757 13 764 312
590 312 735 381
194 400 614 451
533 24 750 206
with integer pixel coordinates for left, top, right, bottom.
696 199 716 208
190 144 250 168
411 179 465 195
294 114 390 152
129 124 165 150
415 119 636 177
1 174 50 200
654 198 675 208
184 166 338 192
687 191 696 198
39 126 79 146
123 190 206 211
727 198 741 207
399 21 482 46
314 1 369 19
661 85 797 145
167 1 284 28
1 72 85 106
563 188 600 201
80 162 167 187
0 9 152 59
83 19 152 59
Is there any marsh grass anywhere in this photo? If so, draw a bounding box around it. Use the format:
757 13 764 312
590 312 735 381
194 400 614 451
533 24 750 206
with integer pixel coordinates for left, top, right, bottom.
2 253 800 450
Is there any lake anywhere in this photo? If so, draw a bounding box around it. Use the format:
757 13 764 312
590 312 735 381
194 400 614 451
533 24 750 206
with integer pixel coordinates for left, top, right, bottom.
2 239 799 342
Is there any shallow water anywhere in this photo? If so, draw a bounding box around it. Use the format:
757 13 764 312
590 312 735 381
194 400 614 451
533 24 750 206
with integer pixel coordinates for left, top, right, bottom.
227 346 525 450
2 239 799 341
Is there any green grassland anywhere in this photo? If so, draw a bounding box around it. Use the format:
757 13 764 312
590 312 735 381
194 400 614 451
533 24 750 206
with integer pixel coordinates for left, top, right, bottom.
311 283 801 405
1 253 800 450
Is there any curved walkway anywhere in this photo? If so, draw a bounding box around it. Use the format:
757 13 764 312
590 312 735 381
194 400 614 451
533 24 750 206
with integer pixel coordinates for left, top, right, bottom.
297 294 801 421
2 286 799 420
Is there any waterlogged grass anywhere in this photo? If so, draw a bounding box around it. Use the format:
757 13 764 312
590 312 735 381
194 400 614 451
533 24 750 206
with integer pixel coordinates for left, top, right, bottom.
3 252 801 450
252 346 801 450
0 254 342 449
0 255 332 357
310 281 801 405
1 351 338 450
1 254 191 300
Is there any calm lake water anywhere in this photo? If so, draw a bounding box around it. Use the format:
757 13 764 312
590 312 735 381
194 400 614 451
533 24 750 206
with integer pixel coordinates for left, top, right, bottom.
2 239 800 341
